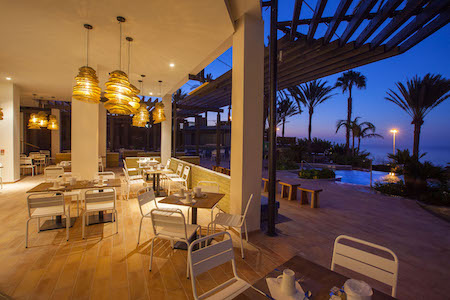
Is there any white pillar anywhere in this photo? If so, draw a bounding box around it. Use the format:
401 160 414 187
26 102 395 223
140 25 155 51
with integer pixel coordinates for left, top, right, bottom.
71 101 99 180
0 82 20 182
160 94 172 164
230 14 264 231
51 108 60 157
98 104 107 163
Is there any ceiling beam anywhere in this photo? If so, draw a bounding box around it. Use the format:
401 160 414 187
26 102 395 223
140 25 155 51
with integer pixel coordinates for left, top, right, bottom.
355 0 403 47
400 7 450 53
385 0 450 50
339 0 378 46
290 0 303 40
323 0 353 44
370 0 428 49
307 0 328 42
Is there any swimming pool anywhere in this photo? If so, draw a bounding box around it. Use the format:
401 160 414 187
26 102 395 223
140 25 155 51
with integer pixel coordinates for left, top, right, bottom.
335 170 402 186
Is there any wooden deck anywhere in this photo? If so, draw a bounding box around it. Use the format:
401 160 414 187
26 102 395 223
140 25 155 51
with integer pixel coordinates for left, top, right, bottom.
0 170 448 299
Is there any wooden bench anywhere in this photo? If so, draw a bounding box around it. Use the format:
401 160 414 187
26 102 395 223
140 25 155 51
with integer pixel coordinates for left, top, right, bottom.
262 178 280 192
279 182 300 200
298 187 323 208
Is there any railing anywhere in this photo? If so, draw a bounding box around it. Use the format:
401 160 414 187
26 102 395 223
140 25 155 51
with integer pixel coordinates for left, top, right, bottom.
300 160 315 170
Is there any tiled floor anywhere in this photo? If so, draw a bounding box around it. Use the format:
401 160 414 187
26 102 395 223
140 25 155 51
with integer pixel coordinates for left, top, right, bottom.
0 169 449 299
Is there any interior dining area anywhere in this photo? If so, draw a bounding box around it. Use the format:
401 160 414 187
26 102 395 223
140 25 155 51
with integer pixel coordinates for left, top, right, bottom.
1 0 450 299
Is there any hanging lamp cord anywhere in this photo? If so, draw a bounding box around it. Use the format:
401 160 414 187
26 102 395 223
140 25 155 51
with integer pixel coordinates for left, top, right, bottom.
119 21 122 69
128 40 131 74
86 28 89 66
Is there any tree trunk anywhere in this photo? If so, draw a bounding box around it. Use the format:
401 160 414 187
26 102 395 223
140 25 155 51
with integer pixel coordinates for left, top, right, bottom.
282 118 285 138
308 109 313 142
357 137 361 153
352 133 355 156
413 121 422 159
346 89 352 154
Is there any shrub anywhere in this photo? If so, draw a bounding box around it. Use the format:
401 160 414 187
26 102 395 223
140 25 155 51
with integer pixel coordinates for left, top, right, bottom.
276 156 299 170
298 168 335 179
374 181 406 197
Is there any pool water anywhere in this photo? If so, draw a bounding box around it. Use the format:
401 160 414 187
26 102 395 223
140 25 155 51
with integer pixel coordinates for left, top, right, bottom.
335 170 402 186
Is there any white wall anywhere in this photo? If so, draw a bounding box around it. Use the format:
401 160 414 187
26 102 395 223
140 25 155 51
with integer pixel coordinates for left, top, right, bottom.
51 108 60 157
0 82 20 182
160 94 172 164
98 104 107 159
71 100 99 180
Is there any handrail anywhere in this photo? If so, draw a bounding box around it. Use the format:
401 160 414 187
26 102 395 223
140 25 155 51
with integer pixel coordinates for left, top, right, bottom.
300 160 314 170
23 142 40 149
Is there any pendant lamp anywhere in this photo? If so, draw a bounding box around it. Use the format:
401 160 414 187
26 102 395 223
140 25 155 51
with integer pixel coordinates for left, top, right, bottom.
0 107 3 120
37 111 48 128
132 76 149 127
47 115 59 130
104 17 135 115
72 24 101 103
126 37 140 114
152 80 166 124
28 113 41 129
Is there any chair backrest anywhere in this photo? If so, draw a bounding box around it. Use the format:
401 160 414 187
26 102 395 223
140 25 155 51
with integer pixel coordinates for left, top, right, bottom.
98 171 115 180
181 166 190 181
137 187 157 216
197 181 219 193
122 168 130 182
331 235 399 297
98 157 103 163
84 188 116 208
242 194 253 220
59 160 71 167
175 163 183 176
165 158 171 169
20 157 33 165
188 232 240 299
40 150 50 156
44 166 64 180
150 208 187 241
27 193 65 217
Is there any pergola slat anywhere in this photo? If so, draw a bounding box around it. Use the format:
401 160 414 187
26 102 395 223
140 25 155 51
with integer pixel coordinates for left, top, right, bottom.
385 0 450 50
339 0 378 46
400 7 450 53
307 0 328 42
370 0 428 49
355 0 404 47
323 0 353 44
290 0 303 40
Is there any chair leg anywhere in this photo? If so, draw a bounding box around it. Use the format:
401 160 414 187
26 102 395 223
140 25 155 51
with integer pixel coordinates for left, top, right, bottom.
186 246 190 279
25 219 31 248
82 212 86 239
137 216 144 245
66 213 70 241
37 218 40 232
239 228 245 259
244 221 249 242
149 237 155 271
76 195 80 217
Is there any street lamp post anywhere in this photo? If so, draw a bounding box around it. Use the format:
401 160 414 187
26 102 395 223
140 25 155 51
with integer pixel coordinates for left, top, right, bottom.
390 129 398 155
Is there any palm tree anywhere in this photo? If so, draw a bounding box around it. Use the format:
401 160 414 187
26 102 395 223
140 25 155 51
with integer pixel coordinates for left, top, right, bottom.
385 73 450 159
277 91 300 138
172 89 187 104
351 118 383 153
335 70 367 153
288 80 335 141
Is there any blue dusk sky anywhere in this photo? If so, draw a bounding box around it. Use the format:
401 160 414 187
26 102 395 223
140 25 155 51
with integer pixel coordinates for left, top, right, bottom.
180 1 450 162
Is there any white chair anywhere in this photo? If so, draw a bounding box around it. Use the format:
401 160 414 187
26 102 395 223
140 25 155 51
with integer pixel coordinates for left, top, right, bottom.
98 157 104 172
82 188 118 239
168 165 190 195
26 193 70 248
123 159 141 180
208 194 253 259
58 160 71 167
123 168 146 200
136 187 178 245
44 166 64 181
57 174 82 217
20 157 36 176
165 162 183 179
331 235 399 297
188 232 251 300
97 171 115 180
211 150 217 161
149 208 201 278
40 150 51 165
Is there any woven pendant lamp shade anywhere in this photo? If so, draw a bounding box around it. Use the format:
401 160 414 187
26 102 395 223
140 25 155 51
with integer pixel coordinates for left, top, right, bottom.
0 108 3 120
28 113 40 129
72 66 102 103
47 115 59 130
104 70 135 114
132 103 149 127
152 102 166 124
128 83 141 114
37 111 48 127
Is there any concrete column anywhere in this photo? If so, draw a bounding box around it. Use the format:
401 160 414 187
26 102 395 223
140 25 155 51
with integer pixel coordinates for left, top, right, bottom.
160 95 172 164
0 82 20 182
98 104 107 164
51 108 60 157
71 101 99 180
230 14 264 231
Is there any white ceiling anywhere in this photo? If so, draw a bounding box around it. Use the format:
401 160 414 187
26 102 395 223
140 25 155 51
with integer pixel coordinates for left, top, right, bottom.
0 0 239 103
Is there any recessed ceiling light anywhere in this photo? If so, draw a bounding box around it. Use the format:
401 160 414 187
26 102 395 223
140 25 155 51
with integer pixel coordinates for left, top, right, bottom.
6 77 11 80
149 92 153 95
169 63 175 68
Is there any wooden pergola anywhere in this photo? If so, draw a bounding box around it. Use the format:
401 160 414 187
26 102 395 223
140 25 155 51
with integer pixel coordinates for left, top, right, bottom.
177 0 450 116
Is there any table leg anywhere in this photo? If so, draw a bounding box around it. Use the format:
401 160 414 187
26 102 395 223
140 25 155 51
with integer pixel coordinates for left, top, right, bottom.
56 216 62 223
152 175 156 193
99 211 104 220
156 174 161 196
191 207 198 225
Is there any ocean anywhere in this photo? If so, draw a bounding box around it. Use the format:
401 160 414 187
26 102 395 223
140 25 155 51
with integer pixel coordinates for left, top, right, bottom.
363 144 450 166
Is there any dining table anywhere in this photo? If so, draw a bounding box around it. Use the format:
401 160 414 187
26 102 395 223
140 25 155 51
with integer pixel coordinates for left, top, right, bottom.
27 178 122 230
235 255 396 300
159 191 225 224
143 168 172 196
